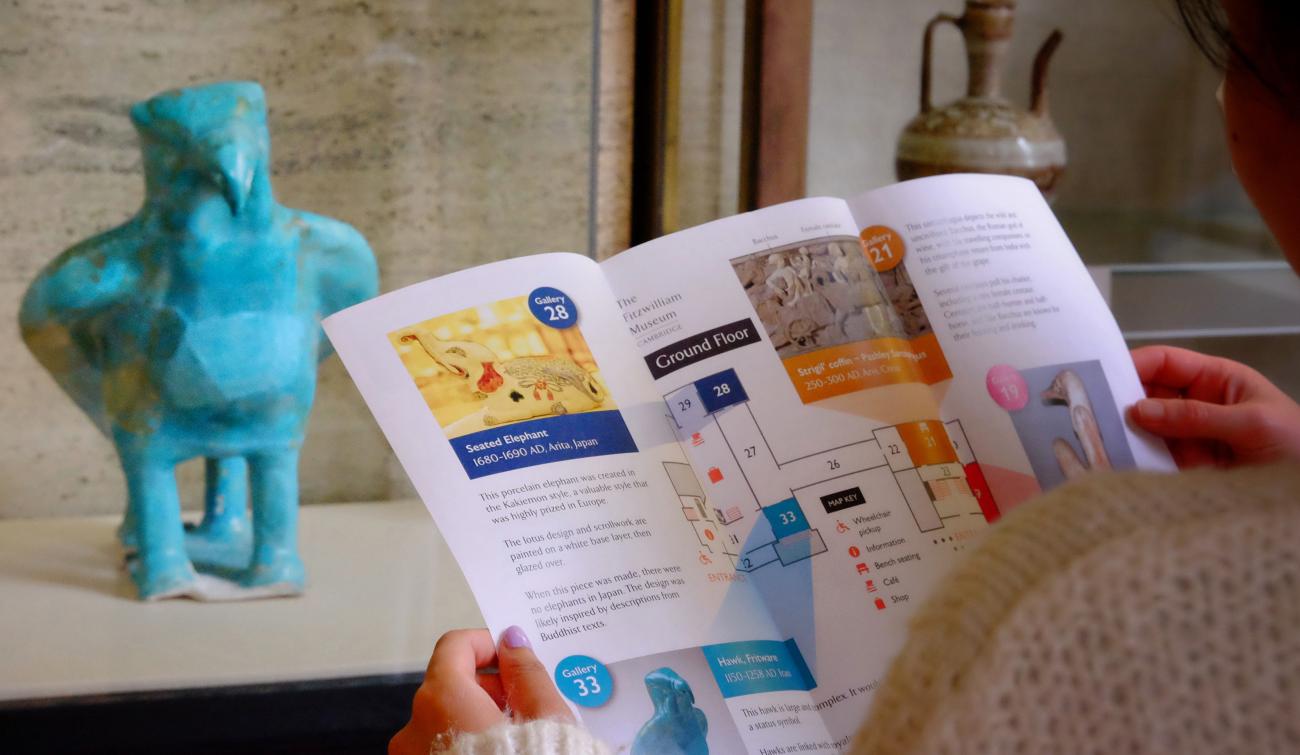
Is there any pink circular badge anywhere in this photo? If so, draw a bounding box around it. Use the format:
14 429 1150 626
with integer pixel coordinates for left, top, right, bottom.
986 364 1029 411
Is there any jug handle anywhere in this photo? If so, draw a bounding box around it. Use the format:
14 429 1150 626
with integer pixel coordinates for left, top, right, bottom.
920 12 963 114
1030 29 1064 116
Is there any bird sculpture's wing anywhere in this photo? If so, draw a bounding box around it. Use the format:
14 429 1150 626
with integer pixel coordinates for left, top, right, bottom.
294 211 380 361
19 221 145 434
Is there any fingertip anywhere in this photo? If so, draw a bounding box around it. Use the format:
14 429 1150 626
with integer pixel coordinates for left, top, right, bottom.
1130 345 1165 378
1133 398 1165 423
500 625 532 650
429 628 498 677
494 628 574 723
1131 398 1169 433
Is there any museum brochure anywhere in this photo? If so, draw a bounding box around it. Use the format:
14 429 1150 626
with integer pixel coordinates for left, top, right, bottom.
323 174 1174 753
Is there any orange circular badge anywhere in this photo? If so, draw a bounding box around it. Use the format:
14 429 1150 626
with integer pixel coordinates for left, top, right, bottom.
859 225 905 272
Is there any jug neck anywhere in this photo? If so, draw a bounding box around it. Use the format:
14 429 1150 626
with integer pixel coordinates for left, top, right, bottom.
961 2 1015 99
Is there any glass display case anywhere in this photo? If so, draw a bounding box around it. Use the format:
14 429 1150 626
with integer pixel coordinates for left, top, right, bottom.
0 2 622 751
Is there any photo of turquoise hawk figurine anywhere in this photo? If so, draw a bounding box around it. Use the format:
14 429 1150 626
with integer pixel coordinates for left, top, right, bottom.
18 81 379 601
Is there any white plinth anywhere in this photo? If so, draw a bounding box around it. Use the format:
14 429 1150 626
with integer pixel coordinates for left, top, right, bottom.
0 501 483 702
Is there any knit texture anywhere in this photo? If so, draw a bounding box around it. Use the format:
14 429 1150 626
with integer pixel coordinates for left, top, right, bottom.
438 719 612 755
851 463 1300 755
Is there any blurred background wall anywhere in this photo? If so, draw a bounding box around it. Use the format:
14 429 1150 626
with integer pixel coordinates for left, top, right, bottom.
675 0 1263 239
807 0 1229 214
0 0 607 517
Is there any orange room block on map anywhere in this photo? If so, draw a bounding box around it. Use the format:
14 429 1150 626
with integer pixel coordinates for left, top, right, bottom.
897 419 959 467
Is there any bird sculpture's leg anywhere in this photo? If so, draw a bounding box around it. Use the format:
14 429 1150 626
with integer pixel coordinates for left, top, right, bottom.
193 457 250 539
116 504 139 553
120 451 197 599
242 447 305 592
184 456 253 572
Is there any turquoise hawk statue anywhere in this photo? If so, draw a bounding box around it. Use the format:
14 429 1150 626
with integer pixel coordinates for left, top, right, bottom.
631 667 710 755
19 82 379 600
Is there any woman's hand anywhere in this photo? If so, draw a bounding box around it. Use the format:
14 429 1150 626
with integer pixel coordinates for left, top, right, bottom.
390 627 573 754
1130 345 1300 468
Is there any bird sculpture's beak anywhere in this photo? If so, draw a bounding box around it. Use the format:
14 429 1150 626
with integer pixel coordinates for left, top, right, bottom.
213 144 255 216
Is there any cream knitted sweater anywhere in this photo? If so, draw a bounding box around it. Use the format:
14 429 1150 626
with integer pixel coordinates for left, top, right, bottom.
442 465 1300 754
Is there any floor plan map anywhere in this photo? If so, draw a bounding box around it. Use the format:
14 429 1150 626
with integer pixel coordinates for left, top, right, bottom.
661 367 999 600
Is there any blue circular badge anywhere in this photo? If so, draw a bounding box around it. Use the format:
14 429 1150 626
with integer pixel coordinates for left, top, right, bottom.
528 287 578 329
554 654 613 707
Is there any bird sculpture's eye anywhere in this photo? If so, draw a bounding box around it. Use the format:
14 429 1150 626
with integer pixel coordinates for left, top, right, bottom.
446 347 465 356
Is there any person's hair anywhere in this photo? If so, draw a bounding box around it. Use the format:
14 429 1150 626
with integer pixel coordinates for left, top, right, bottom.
1173 0 1300 104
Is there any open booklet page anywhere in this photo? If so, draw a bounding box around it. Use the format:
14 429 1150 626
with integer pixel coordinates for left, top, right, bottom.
324 253 840 751
842 174 1173 502
324 175 1174 754
599 174 1173 749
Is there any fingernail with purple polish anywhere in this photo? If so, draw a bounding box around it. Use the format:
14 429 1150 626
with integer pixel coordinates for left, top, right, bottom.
502 625 531 649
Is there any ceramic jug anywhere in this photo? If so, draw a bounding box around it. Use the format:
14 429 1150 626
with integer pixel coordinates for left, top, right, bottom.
896 0 1066 198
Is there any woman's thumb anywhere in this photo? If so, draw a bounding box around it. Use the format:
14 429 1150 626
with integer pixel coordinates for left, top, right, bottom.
497 626 575 722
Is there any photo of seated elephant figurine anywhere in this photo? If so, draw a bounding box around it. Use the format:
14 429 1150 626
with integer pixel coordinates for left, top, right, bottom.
399 332 607 427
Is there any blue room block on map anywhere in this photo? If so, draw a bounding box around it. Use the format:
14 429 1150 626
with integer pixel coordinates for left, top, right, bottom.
694 369 748 414
763 497 810 539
